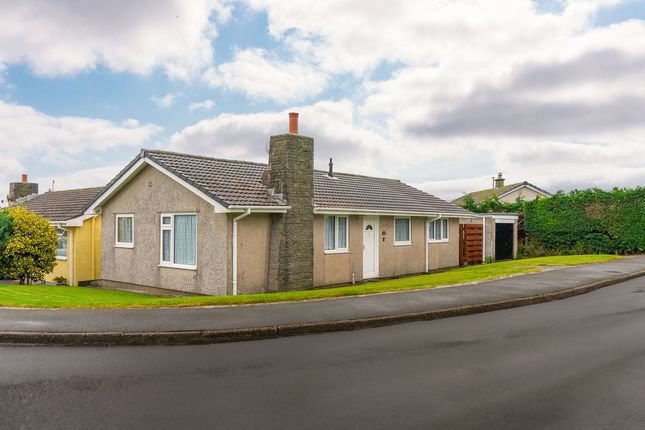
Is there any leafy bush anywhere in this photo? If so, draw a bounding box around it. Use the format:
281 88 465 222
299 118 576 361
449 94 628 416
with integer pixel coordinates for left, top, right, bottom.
0 206 58 284
462 195 526 214
53 276 68 285
523 188 645 255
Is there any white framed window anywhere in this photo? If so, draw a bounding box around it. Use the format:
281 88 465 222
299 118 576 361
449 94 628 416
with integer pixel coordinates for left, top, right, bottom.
115 214 134 248
160 213 197 269
56 228 67 259
394 217 411 245
324 215 349 253
429 218 449 243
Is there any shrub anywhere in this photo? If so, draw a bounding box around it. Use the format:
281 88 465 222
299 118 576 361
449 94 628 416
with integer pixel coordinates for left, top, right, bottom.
523 188 645 255
0 206 58 284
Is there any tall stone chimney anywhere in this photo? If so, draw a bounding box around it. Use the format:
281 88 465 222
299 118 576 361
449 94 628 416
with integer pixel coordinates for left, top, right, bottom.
7 174 38 206
494 172 505 189
267 113 314 291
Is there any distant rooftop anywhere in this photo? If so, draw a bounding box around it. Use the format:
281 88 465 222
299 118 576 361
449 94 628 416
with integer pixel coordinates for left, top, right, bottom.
452 181 551 206
21 187 104 222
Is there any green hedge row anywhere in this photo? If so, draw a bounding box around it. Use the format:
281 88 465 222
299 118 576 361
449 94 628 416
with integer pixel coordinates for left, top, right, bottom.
523 188 645 254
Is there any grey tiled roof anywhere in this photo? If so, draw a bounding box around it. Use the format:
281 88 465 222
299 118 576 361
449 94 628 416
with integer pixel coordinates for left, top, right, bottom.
21 187 104 222
140 150 473 216
146 150 282 207
314 171 473 215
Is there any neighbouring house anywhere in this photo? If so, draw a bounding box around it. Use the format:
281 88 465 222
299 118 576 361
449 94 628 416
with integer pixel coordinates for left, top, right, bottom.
86 113 478 296
451 173 543 262
452 172 551 206
6 174 39 206
20 187 103 285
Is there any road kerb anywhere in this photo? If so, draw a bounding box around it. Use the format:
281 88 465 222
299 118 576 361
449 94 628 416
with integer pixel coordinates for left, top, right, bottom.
1 270 644 346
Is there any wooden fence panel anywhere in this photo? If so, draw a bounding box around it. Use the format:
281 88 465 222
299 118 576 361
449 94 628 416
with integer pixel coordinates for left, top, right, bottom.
459 224 483 266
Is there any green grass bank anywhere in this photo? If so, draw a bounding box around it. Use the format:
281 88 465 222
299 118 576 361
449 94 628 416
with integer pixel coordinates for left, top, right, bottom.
0 255 622 309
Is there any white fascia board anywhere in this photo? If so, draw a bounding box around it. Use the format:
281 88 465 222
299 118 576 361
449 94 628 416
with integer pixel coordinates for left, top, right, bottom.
64 214 96 227
481 214 519 222
86 157 231 214
228 205 290 213
85 158 147 215
498 184 549 199
314 207 476 218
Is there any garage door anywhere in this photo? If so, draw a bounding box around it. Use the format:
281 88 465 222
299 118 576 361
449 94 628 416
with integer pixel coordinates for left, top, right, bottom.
495 223 513 261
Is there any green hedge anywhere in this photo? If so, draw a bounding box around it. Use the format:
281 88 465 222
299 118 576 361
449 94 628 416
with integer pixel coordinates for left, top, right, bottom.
523 188 645 254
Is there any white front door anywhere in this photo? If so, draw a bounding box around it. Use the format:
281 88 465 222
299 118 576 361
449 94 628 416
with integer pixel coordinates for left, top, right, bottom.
363 217 379 279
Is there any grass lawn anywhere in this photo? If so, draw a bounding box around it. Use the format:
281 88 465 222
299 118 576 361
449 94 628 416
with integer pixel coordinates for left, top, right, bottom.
0 255 623 309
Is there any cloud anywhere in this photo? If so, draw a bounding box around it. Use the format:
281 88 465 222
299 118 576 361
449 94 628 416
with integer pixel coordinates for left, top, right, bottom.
203 48 328 103
35 163 126 194
0 0 231 79
151 92 183 108
168 100 390 174
0 100 161 198
189 99 216 111
5 0 645 203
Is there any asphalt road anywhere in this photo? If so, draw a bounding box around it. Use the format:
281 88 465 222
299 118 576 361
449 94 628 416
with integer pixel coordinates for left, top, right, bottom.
1 277 645 430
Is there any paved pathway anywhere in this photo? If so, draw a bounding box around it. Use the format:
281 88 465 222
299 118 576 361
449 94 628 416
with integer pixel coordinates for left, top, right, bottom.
1 256 644 340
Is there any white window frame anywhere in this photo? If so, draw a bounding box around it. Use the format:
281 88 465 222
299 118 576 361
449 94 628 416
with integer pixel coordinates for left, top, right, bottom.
394 217 412 246
55 228 68 260
114 214 134 248
428 218 450 243
159 213 197 270
323 215 349 254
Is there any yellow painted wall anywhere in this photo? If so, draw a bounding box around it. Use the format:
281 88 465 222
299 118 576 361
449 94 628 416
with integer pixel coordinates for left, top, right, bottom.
45 257 69 284
44 215 101 285
71 215 102 285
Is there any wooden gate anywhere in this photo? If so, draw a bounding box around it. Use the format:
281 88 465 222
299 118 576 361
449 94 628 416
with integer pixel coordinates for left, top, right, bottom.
459 224 483 266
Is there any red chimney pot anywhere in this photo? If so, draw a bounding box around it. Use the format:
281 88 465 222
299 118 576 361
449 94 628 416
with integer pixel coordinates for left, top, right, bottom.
289 112 299 134
21 174 28 183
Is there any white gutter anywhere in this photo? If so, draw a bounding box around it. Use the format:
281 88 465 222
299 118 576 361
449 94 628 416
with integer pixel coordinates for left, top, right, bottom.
228 205 290 213
232 208 252 295
314 207 475 218
426 216 441 273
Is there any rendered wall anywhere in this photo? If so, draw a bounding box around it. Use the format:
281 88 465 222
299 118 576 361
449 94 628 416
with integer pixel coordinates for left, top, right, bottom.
101 165 229 295
379 216 426 278
313 215 363 287
427 218 460 271
45 257 69 284
71 215 102 285
236 213 272 294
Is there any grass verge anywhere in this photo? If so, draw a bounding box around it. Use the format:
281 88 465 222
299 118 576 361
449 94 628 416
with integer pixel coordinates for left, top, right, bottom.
0 255 623 309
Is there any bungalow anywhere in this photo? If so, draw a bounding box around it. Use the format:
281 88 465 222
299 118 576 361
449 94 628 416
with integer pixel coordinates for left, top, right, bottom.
20 187 103 285
452 172 551 206
86 113 477 296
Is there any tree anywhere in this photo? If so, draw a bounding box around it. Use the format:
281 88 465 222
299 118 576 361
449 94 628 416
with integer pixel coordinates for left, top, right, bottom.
0 206 58 284
0 210 12 254
0 211 12 278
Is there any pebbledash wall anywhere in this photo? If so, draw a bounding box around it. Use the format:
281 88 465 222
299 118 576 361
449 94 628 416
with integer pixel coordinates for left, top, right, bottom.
101 165 275 296
313 215 461 288
101 162 463 295
103 165 226 296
